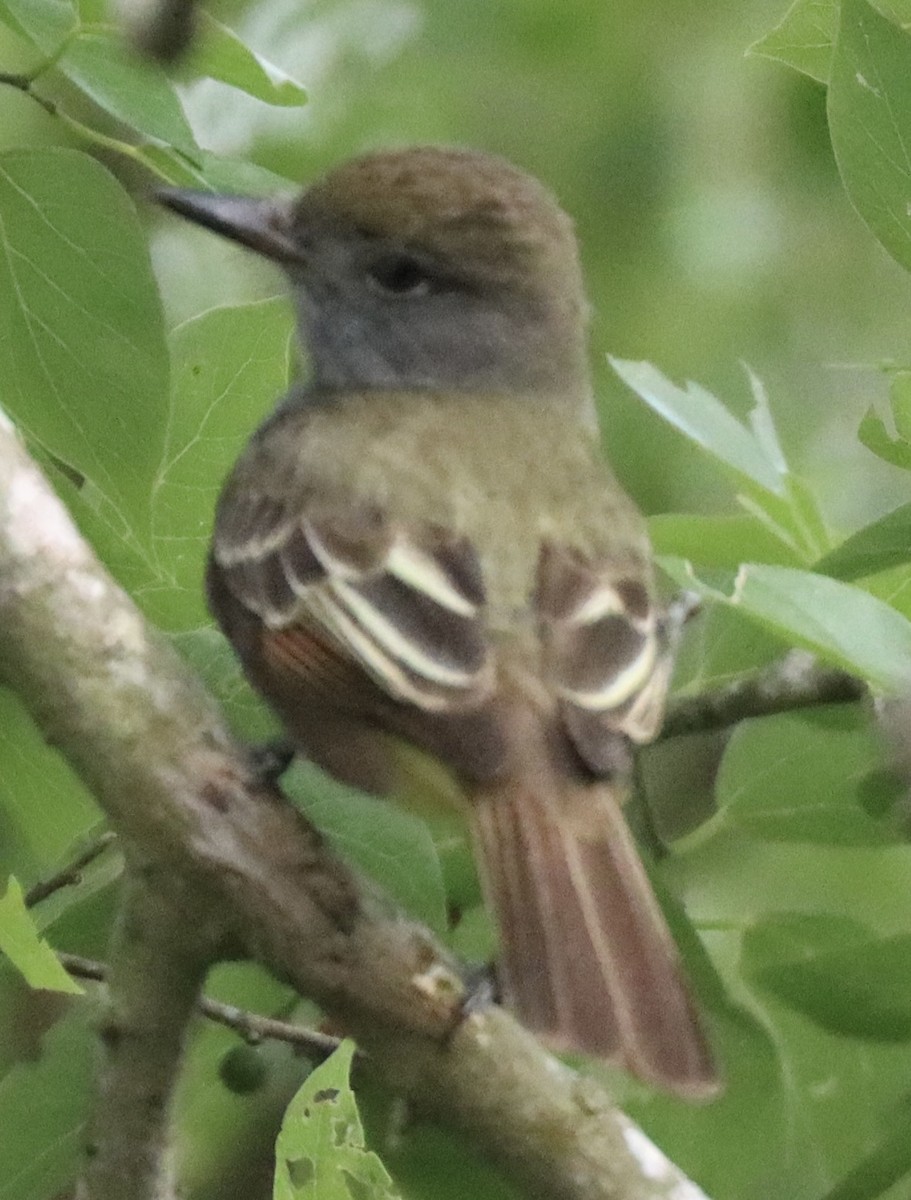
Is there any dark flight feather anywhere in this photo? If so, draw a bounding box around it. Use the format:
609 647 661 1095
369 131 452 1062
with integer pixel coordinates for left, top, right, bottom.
212 501 494 711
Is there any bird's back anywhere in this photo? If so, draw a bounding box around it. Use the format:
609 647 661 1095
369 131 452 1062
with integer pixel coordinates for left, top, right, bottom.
225 387 653 631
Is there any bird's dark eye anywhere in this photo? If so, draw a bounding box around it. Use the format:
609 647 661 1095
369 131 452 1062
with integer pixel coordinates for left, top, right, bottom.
367 254 433 296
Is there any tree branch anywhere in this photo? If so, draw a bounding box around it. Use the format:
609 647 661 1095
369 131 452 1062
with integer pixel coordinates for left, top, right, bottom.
80 870 211 1200
0 419 711 1200
662 652 866 740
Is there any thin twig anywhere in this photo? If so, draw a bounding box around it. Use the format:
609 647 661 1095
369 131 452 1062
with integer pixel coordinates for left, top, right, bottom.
25 832 118 907
60 951 343 1060
199 998 342 1060
662 651 866 741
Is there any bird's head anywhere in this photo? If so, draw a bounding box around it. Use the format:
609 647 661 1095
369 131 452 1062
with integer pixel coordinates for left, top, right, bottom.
158 146 591 397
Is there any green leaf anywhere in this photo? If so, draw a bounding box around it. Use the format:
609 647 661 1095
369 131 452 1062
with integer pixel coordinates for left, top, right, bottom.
716 708 895 845
171 628 278 740
748 0 838 82
610 357 787 495
288 765 448 934
649 512 803 568
668 599 792 697
0 0 76 53
829 0 911 273
76 0 106 20
150 298 294 629
745 365 789 478
747 0 911 84
662 820 911 1197
140 145 293 191
0 149 169 543
744 913 911 1040
1 1 199 154
858 407 911 470
0 879 82 994
871 0 911 24
58 29 199 155
857 372 911 472
664 818 911 1192
817 1110 911 1200
0 689 100 882
888 370 911 441
186 13 309 107
680 562 911 691
0 1003 96 1200
815 502 911 579
858 560 911 624
784 474 832 561
615 360 829 560
274 1040 401 1200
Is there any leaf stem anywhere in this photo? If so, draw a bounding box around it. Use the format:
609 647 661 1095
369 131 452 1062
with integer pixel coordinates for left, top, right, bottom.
0 66 176 181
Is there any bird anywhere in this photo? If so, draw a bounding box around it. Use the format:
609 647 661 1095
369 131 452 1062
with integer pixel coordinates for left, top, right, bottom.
158 145 717 1098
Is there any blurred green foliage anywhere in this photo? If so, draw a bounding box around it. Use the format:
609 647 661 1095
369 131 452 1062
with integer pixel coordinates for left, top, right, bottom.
7 2 911 1199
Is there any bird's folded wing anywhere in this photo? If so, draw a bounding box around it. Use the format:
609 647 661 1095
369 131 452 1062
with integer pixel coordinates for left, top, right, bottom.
535 541 671 772
212 493 494 712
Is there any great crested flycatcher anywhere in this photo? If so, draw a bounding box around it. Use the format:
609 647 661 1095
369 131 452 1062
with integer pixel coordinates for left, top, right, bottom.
159 146 716 1097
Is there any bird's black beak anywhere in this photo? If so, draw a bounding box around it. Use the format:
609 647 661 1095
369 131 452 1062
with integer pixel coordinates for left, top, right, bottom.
156 189 305 265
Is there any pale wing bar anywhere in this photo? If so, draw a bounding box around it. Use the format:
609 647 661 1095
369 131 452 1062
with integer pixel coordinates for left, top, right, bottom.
536 541 671 768
214 497 493 711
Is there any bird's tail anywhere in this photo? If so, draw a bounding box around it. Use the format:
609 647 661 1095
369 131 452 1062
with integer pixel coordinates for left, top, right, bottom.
469 713 717 1098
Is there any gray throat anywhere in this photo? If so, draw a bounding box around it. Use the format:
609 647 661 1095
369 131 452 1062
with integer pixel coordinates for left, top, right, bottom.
294 284 590 398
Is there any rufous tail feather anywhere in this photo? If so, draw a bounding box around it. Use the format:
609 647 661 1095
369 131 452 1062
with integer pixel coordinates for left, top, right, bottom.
470 735 717 1098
